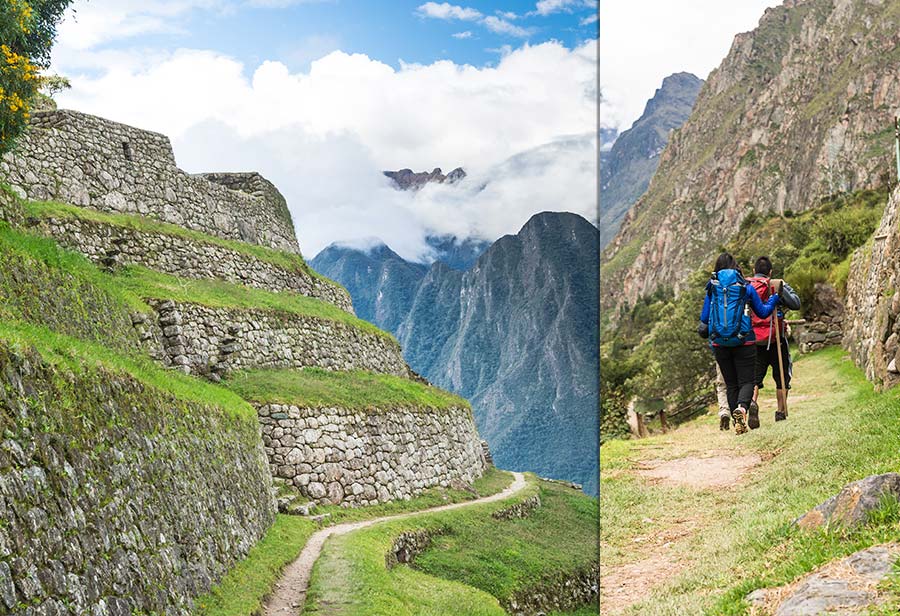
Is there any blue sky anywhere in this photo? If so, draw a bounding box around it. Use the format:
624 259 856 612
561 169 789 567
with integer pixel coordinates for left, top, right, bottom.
188 1 596 71
58 1 597 72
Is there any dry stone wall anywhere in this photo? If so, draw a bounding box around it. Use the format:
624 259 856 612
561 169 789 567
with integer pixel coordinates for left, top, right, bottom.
505 563 599 616
150 300 409 379
0 341 275 615
257 403 486 506
0 110 300 254
31 213 353 312
844 185 900 388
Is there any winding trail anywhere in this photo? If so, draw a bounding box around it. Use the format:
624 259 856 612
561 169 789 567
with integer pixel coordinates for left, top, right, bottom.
263 471 528 616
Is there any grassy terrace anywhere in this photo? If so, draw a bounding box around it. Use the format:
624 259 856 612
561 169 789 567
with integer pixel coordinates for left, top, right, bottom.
20 197 338 287
225 367 469 412
601 347 900 614
0 215 393 342
195 468 515 616
116 265 396 342
414 479 598 605
0 320 255 421
304 475 598 616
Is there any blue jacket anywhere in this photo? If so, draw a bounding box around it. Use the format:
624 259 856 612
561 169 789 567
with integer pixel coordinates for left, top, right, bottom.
700 283 780 345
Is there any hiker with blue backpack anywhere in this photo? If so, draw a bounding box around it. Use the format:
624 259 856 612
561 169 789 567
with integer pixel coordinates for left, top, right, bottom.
698 253 780 434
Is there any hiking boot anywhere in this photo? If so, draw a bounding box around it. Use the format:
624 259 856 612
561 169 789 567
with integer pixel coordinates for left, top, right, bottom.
775 411 787 422
748 401 760 430
719 412 730 431
733 407 748 435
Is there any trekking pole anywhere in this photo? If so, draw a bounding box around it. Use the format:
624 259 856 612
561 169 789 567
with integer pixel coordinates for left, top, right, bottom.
894 117 900 184
772 283 789 418
895 116 900 184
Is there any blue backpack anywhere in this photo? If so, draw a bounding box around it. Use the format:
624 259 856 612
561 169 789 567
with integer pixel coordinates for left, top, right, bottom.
707 269 752 347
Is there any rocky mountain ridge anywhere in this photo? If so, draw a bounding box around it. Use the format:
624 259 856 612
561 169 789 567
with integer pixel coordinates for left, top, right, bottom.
599 72 703 249
384 166 467 190
602 0 900 316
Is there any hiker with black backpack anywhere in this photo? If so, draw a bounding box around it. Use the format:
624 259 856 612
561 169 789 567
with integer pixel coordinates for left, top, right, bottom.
698 253 780 435
748 256 801 427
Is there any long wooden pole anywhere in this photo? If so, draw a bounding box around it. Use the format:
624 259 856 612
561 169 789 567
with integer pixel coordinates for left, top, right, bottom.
772 282 788 418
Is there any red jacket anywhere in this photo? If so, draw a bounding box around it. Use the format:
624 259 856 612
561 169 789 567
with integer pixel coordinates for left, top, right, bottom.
748 275 785 346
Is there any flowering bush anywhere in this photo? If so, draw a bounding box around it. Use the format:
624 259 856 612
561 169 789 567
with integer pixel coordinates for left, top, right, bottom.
0 0 72 154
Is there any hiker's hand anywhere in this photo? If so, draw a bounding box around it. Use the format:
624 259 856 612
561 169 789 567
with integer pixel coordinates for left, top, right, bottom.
771 279 784 295
697 322 709 339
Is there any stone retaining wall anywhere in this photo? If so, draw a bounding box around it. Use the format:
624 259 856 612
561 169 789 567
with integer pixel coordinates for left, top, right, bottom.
505 563 599 616
844 185 900 388
386 529 445 569
0 341 275 615
797 317 844 354
257 403 486 506
492 494 541 520
0 110 299 254
150 300 409 379
31 213 353 312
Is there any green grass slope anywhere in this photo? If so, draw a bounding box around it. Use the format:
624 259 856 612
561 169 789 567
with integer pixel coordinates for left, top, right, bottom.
602 347 900 614
117 265 396 341
304 475 598 615
225 367 469 411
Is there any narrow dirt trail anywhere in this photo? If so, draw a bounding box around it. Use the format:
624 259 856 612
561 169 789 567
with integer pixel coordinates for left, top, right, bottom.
600 350 853 615
263 472 527 616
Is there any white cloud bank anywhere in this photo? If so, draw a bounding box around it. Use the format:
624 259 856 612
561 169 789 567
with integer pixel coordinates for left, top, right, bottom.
53 39 597 259
600 0 777 131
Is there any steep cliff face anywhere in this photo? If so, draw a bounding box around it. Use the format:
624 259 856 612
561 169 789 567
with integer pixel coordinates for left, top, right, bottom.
311 243 427 332
314 212 599 495
599 72 703 249
399 212 598 494
603 0 900 314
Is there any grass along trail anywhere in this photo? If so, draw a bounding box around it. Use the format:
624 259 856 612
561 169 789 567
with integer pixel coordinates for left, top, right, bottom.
601 347 900 614
263 472 527 616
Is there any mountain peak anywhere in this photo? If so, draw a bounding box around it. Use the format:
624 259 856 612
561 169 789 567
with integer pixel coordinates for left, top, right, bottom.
384 167 467 191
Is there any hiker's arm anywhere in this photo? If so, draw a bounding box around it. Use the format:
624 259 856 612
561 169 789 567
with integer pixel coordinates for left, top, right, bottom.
700 293 711 324
747 284 780 318
780 282 801 311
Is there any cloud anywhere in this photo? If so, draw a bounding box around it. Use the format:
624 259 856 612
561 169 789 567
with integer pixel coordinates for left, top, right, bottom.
452 31 473 39
53 40 597 258
415 2 482 21
534 0 596 16
481 16 532 37
580 13 598 25
600 0 777 131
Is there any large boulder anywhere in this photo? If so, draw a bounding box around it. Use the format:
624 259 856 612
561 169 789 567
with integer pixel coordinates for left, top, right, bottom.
795 473 900 530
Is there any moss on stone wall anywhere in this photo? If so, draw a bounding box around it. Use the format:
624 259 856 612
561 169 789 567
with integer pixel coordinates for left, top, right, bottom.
0 333 274 613
0 223 153 355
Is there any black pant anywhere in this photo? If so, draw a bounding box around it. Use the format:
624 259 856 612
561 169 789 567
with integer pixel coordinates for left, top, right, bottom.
713 344 757 412
754 342 791 389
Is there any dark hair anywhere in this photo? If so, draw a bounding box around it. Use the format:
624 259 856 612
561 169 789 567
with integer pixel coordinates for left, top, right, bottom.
714 252 737 272
754 256 773 276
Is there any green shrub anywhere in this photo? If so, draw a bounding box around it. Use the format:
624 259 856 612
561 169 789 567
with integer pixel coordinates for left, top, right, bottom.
812 207 881 259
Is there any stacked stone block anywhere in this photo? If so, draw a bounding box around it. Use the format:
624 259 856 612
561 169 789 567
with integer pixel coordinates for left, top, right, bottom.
29 213 354 312
149 300 410 379
257 403 486 506
1 110 299 254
